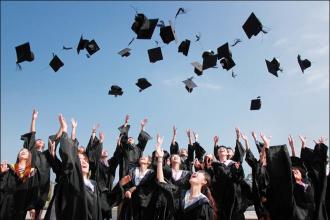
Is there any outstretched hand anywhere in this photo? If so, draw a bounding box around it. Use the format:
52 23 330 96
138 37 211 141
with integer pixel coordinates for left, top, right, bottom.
48 139 56 158
156 134 164 158
235 127 241 139
313 136 328 145
92 123 100 132
213 135 219 145
251 131 257 141
71 118 78 128
299 135 307 148
288 135 294 149
32 109 38 120
99 132 105 143
141 118 148 128
124 115 130 124
0 161 9 173
260 133 270 148
173 126 177 135
59 114 67 132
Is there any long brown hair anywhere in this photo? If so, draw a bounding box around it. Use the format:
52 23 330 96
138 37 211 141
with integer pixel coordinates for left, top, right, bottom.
200 170 218 220
14 148 33 182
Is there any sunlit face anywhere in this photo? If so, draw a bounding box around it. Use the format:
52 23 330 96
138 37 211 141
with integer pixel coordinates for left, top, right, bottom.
127 137 135 145
204 154 214 163
101 149 108 158
189 171 207 186
217 147 228 159
78 146 85 154
292 168 302 182
78 153 89 176
19 148 30 160
171 154 181 164
227 149 234 159
35 139 45 150
139 155 150 166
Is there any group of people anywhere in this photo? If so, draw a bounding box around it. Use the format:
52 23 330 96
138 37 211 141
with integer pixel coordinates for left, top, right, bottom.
0 109 329 220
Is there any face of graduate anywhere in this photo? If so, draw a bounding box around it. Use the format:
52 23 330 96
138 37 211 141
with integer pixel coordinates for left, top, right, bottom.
189 171 207 186
227 149 234 159
78 154 89 176
179 149 188 158
139 156 150 166
101 149 108 158
218 147 228 159
18 148 30 160
35 139 45 151
204 154 213 162
171 154 181 165
127 137 135 145
292 168 302 182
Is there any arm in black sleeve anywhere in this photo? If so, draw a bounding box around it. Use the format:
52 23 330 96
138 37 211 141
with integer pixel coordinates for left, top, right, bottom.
136 130 151 152
21 132 36 151
170 141 179 155
245 148 258 169
232 140 245 163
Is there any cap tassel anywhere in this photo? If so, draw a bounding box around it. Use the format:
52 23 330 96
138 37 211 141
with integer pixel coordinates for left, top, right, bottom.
128 37 135 46
16 63 22 71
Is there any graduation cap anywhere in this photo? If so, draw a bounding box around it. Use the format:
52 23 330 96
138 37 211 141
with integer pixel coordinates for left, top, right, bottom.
297 55 311 73
148 47 163 63
49 54 64 72
108 85 123 97
202 51 217 70
194 142 206 161
86 40 100 56
15 42 35 68
136 78 152 92
131 14 159 39
250 96 261 110
77 35 89 54
242 12 267 39
217 42 232 60
183 77 197 93
178 39 190 56
159 21 177 44
291 156 308 176
118 48 131 57
191 62 203 76
220 57 236 71
266 58 282 77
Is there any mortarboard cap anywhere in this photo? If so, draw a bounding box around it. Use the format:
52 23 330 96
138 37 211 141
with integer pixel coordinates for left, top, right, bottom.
159 21 177 44
266 58 282 77
86 40 100 56
77 35 89 54
148 47 163 63
108 85 123 97
242 12 266 39
49 55 64 72
131 14 159 39
250 96 261 110
191 61 203 76
202 51 217 70
118 48 131 57
220 57 236 71
136 78 152 92
297 55 311 73
217 43 232 60
15 42 35 64
183 77 197 93
178 39 190 56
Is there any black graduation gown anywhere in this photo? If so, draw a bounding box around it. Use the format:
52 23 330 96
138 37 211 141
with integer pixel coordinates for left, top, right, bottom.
0 164 39 220
326 174 330 219
44 132 102 220
179 190 214 220
245 148 270 218
117 125 151 179
21 131 51 210
300 143 328 220
170 142 195 171
119 168 156 220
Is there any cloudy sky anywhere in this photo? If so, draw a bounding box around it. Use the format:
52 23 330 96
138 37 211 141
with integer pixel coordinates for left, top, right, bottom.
1 1 329 174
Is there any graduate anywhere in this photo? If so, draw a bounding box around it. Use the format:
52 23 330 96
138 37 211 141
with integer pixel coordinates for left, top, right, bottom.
155 134 215 220
20 109 51 220
0 148 39 220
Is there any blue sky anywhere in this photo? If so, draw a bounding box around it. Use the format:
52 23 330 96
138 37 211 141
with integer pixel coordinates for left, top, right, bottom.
1 1 329 175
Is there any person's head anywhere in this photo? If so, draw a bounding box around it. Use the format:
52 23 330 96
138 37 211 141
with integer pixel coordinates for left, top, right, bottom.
139 155 151 167
226 147 234 159
292 167 302 182
170 154 181 165
204 154 214 164
127 137 135 145
217 146 228 160
78 152 89 177
16 148 32 165
35 139 45 151
189 170 211 187
101 149 108 159
179 149 188 159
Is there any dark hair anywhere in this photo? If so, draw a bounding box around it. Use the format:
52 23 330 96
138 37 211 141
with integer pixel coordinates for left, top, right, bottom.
199 170 218 219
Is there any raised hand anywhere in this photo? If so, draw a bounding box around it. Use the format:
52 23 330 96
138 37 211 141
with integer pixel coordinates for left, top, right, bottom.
251 131 257 141
59 114 67 132
32 109 38 120
71 118 78 128
235 127 241 140
124 115 130 124
173 126 177 136
241 133 248 142
193 131 199 142
260 133 270 148
120 175 132 186
156 134 164 158
313 136 328 145
288 135 294 149
48 139 56 158
213 135 219 145
186 129 191 137
299 135 307 148
0 161 9 173
92 123 100 133
141 118 148 128
99 131 105 143
125 191 132 199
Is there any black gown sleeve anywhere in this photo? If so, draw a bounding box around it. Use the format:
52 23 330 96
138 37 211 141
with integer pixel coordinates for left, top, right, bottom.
86 135 102 172
21 131 36 151
245 148 258 169
213 145 220 161
232 140 245 163
136 130 152 152
194 142 206 162
170 141 179 155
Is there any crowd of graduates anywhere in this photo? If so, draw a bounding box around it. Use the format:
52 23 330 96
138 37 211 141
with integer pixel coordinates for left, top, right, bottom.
0 109 329 220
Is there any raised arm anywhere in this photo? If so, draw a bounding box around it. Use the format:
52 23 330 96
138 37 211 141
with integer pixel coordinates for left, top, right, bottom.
213 135 219 159
155 134 165 183
259 133 270 166
71 118 78 141
187 129 192 146
170 126 179 154
232 127 245 163
30 109 38 133
252 131 264 152
136 118 151 152
242 133 258 168
288 135 296 157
